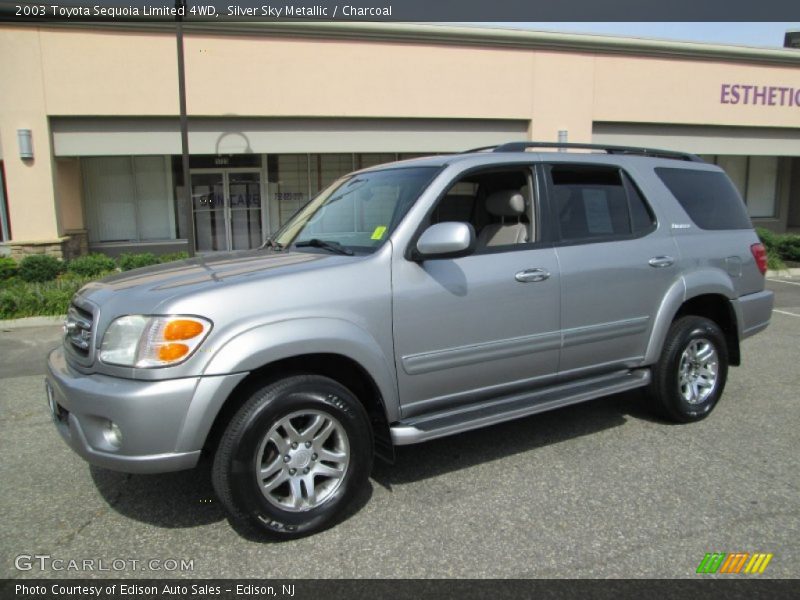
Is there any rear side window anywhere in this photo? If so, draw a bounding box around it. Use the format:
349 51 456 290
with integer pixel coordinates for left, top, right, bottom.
547 165 655 243
655 168 752 230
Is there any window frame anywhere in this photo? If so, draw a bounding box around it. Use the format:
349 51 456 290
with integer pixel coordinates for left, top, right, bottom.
405 163 553 261
540 162 657 247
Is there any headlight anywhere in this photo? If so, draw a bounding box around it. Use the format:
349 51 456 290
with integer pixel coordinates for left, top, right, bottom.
99 315 212 368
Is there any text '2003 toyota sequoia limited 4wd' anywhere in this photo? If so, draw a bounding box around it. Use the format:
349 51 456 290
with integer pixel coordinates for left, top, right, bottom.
46 142 774 538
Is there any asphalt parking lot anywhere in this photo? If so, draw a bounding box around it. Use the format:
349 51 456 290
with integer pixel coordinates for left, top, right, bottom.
1 278 798 579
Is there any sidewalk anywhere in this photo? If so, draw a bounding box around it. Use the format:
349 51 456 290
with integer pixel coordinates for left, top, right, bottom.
0 315 65 330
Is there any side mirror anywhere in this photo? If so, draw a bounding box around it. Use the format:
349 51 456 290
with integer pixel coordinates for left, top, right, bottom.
414 222 475 260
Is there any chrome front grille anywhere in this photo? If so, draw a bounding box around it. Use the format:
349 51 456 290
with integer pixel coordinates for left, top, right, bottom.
64 304 93 357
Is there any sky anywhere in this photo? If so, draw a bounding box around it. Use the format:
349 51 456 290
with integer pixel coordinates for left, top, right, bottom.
465 23 800 49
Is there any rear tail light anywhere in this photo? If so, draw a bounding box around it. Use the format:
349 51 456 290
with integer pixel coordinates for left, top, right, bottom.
751 243 768 276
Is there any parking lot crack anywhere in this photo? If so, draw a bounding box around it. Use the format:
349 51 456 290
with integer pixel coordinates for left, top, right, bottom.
53 473 132 549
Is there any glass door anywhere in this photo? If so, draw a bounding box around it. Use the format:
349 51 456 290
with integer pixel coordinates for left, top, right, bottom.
191 172 228 252
191 169 263 252
228 172 263 250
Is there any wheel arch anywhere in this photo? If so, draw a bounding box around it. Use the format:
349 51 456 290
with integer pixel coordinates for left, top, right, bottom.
175 318 398 463
673 295 740 366
645 273 741 367
201 352 395 464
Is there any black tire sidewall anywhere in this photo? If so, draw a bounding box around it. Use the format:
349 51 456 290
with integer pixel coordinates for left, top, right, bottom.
658 317 728 422
222 377 372 537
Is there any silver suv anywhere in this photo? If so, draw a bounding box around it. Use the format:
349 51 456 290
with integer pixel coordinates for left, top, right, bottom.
46 142 774 538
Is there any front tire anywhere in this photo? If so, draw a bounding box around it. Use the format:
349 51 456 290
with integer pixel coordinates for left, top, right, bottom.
212 374 373 539
649 316 729 423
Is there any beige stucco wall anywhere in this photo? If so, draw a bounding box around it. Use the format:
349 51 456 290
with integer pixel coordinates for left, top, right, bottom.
529 52 596 143
38 28 179 116
184 36 536 119
0 27 60 242
32 27 800 127
1 24 800 242
593 55 800 127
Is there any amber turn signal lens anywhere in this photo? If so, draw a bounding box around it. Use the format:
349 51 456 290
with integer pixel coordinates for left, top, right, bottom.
163 319 205 341
157 343 190 361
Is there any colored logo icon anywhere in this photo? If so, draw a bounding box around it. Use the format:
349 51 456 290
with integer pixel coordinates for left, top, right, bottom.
696 552 773 574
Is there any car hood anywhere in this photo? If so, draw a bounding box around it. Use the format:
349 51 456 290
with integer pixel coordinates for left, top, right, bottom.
74 249 352 311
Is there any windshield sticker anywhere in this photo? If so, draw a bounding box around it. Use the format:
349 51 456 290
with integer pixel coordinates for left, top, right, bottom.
371 226 388 240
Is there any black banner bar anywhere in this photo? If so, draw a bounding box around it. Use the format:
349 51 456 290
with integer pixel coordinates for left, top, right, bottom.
1 0 800 23
2 579 800 600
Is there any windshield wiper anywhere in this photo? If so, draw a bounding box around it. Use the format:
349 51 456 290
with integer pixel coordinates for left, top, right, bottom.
261 237 284 251
295 238 354 256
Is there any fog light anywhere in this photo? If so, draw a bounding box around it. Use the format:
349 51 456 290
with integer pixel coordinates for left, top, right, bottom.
104 421 123 448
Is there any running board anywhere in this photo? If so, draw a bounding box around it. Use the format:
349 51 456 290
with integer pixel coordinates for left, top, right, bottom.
390 368 650 445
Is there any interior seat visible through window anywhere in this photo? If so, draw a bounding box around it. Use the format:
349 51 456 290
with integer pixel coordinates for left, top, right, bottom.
426 168 533 251
477 190 528 247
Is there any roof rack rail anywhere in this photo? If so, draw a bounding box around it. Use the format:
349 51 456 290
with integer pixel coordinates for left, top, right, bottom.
460 145 499 154
464 142 704 163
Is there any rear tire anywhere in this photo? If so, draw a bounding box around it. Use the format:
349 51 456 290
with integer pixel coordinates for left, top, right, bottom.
212 374 373 539
649 316 728 423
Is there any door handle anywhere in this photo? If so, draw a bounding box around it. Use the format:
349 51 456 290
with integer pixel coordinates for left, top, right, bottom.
515 268 550 283
648 256 674 268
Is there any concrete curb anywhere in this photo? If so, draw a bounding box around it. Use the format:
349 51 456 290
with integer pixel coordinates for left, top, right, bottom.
0 315 65 330
766 267 800 277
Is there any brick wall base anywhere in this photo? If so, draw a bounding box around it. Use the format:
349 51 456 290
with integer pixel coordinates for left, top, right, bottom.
62 229 89 260
0 230 89 261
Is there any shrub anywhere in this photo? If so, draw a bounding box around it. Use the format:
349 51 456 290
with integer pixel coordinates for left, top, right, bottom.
776 235 800 263
0 257 17 280
0 276 92 319
18 254 63 283
158 251 190 264
118 252 160 271
67 253 117 277
755 227 800 265
766 248 786 271
755 227 778 251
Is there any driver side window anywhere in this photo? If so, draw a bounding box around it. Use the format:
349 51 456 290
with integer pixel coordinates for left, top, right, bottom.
430 168 535 253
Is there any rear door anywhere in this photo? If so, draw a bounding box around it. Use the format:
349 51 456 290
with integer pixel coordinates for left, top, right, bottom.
542 162 680 376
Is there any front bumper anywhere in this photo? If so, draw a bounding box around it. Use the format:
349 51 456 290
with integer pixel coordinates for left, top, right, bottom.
45 347 245 474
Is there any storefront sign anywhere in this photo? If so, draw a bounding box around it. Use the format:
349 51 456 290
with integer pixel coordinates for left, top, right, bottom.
720 84 800 107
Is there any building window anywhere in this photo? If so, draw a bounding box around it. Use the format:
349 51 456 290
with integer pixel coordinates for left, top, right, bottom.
705 155 779 219
746 156 779 218
715 156 747 198
355 153 396 170
268 154 309 229
82 156 175 243
266 152 444 232
310 154 354 197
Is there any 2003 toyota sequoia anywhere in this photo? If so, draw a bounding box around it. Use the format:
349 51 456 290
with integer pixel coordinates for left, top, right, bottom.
46 142 774 538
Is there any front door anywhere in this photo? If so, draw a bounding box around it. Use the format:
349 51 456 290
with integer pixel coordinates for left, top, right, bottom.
191 170 264 252
391 166 561 418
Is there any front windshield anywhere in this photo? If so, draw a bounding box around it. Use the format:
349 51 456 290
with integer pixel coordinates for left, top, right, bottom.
273 166 439 253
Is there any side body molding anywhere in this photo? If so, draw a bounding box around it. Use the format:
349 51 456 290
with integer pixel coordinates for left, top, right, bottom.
200 317 400 419
643 269 737 365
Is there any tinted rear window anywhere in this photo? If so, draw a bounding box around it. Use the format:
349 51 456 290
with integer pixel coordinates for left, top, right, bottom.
655 168 752 230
